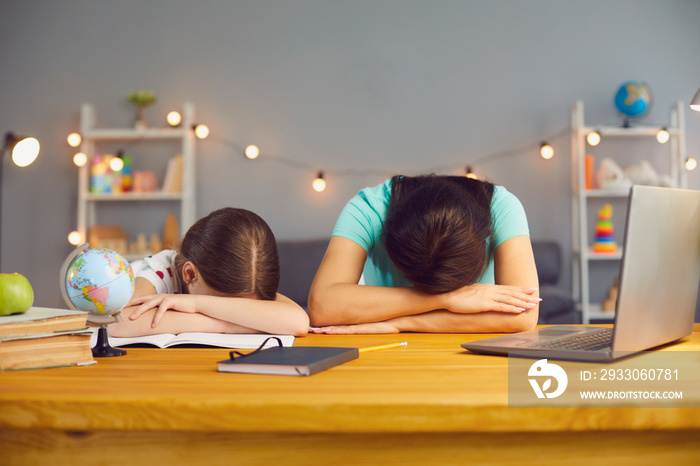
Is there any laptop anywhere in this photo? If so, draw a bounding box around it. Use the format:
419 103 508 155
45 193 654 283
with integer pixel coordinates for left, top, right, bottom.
462 185 700 362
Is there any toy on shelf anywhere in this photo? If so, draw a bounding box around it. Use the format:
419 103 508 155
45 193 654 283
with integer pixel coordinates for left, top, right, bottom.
595 158 676 191
592 204 618 253
89 153 137 194
162 214 179 250
88 225 128 257
601 277 619 313
133 170 158 192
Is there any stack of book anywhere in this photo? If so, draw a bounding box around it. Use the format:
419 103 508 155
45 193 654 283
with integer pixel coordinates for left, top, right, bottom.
0 307 96 371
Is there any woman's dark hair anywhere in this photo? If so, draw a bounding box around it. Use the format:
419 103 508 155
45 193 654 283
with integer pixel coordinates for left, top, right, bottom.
382 175 495 294
175 207 280 300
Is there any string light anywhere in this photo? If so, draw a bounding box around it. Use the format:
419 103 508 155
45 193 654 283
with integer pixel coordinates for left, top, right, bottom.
465 166 478 179
312 171 327 192
67 132 82 147
109 155 124 171
167 111 182 127
193 124 209 139
656 127 670 144
586 130 601 146
245 145 260 159
73 152 87 167
203 127 573 191
686 157 698 171
540 142 554 160
67 231 83 245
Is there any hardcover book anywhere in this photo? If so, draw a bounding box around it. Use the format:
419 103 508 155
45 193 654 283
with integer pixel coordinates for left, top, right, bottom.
0 307 89 338
0 329 96 371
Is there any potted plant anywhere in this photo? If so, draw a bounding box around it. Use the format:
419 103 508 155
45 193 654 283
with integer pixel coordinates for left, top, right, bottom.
127 90 156 130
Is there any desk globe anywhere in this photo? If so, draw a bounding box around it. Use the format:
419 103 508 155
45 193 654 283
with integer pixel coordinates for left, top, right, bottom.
614 81 652 126
60 244 135 357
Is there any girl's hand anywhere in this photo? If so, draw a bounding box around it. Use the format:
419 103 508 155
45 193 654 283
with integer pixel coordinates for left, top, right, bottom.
442 284 540 314
128 294 200 328
309 321 400 335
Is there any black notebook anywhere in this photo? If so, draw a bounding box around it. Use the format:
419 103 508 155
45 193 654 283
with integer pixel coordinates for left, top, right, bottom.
217 346 359 376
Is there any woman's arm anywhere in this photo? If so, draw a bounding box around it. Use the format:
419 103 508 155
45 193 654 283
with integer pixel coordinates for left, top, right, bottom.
308 236 539 328
110 278 310 337
308 237 445 326
311 308 536 334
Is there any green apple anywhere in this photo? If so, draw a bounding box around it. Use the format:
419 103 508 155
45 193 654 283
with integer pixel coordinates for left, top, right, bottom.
0 273 34 316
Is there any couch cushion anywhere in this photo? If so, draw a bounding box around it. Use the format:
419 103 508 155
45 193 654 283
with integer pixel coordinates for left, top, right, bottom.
277 238 330 309
532 241 561 286
538 285 577 321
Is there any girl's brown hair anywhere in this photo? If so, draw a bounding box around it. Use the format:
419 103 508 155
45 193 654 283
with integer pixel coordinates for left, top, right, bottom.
174 207 280 300
382 175 494 294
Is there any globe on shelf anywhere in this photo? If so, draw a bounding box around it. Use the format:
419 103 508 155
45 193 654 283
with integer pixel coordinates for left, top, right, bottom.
614 81 652 126
60 244 135 357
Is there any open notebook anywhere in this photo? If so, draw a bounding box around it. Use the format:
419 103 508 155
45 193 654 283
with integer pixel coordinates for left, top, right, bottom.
89 329 295 349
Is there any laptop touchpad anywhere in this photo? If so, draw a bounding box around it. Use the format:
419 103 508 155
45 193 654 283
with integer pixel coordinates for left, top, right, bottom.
538 329 577 337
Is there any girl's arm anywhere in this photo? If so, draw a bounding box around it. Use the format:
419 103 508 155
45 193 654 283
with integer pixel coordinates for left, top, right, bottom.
109 278 309 337
307 235 539 330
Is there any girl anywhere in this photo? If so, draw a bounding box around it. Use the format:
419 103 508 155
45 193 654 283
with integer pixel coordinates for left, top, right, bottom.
308 175 540 334
109 207 309 337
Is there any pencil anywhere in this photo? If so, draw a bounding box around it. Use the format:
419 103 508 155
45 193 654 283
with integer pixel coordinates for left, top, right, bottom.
358 341 408 353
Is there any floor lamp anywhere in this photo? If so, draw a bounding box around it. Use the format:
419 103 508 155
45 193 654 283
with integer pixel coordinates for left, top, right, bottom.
691 88 700 112
0 132 40 270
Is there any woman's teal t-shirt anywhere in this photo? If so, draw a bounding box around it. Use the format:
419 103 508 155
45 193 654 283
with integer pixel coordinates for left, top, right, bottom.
332 178 530 287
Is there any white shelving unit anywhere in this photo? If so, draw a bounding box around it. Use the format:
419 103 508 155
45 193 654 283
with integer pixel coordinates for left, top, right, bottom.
570 99 686 323
76 102 197 259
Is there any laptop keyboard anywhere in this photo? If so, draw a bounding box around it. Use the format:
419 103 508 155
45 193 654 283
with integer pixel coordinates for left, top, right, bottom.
530 328 614 351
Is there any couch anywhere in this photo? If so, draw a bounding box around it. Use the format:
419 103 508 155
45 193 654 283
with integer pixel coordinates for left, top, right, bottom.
277 238 579 325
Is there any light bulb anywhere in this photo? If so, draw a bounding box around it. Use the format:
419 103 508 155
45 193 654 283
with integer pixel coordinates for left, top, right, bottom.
587 131 601 146
73 152 87 167
245 145 260 159
194 124 209 139
67 133 82 147
12 137 40 167
540 142 554 160
656 128 670 144
68 231 83 245
686 157 698 171
109 156 124 172
312 172 326 192
465 166 478 179
167 111 182 127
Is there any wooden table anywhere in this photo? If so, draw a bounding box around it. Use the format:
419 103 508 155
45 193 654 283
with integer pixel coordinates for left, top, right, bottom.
2 325 700 465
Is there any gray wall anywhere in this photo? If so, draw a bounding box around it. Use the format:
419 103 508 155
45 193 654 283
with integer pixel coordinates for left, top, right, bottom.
1 0 699 310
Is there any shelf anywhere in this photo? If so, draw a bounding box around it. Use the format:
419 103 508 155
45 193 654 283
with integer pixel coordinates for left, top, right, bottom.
85 192 183 201
583 189 630 198
571 100 686 324
83 127 186 141
75 102 197 255
581 125 680 137
587 305 616 321
586 248 623 261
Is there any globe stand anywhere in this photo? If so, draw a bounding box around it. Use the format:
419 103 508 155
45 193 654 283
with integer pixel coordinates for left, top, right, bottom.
92 325 127 357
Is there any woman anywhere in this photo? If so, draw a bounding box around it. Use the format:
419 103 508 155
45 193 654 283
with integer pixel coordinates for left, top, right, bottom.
308 175 540 334
109 207 309 338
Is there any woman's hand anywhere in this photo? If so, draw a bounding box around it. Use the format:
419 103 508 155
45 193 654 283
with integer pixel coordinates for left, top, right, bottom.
441 284 540 314
128 294 200 328
309 321 400 334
